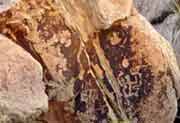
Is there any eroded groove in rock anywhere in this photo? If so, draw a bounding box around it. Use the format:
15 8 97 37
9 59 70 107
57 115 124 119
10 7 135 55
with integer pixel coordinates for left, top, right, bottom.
150 11 174 25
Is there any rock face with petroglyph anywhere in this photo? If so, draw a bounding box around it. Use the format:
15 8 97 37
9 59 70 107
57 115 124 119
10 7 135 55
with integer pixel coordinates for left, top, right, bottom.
0 0 180 123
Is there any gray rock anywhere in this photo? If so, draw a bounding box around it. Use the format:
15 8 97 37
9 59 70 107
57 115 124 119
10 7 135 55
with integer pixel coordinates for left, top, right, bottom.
0 0 19 12
154 14 179 42
135 0 180 69
0 34 48 122
134 0 178 42
134 0 171 21
172 29 180 68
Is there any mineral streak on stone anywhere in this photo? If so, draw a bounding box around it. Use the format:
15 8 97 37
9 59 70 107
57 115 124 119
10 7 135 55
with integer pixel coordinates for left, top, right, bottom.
0 0 81 102
73 72 109 123
0 34 48 122
99 24 154 116
115 11 179 123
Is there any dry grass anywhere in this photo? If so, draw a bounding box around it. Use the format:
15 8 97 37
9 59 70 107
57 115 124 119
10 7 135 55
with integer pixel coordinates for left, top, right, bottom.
171 0 180 44
172 0 180 14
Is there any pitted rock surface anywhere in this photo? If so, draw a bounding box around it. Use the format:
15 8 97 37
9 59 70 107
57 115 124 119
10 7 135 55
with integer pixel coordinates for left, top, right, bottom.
0 34 48 122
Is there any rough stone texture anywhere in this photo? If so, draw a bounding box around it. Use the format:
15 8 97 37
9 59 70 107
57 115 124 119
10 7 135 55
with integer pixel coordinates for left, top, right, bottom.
134 0 171 21
55 0 133 41
0 0 20 12
134 0 180 42
153 14 180 69
173 32 180 68
154 15 179 42
0 0 180 123
134 0 180 68
120 10 178 123
0 34 48 122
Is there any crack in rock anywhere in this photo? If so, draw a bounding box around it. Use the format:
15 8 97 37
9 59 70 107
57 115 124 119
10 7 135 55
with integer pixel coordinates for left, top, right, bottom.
150 11 174 25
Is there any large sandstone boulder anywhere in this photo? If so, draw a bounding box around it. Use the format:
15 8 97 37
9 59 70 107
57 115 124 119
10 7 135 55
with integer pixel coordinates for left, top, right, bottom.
0 0 179 123
0 34 48 122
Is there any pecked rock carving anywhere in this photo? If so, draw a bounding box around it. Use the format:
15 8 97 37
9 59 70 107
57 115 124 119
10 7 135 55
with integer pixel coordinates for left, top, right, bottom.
0 0 180 123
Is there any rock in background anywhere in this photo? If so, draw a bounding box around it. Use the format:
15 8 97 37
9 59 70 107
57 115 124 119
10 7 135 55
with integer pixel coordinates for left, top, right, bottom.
134 0 172 22
134 0 180 122
0 0 19 12
134 0 180 67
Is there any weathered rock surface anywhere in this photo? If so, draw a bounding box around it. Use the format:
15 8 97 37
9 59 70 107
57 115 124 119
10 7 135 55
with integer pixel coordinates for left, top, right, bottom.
134 0 172 21
55 0 133 41
134 0 180 68
0 0 180 123
0 34 48 122
173 32 180 68
121 10 178 122
153 14 180 70
134 0 180 42
0 0 19 12
153 14 179 42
